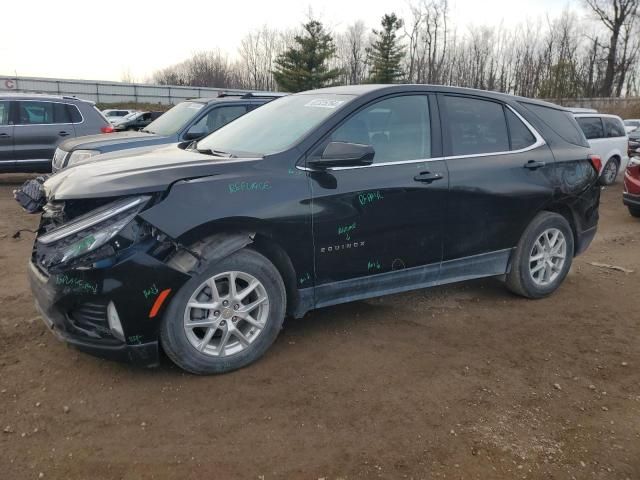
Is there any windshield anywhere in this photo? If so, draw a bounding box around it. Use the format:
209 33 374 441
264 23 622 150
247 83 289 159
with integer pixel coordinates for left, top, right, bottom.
144 101 205 135
120 112 139 120
197 94 355 156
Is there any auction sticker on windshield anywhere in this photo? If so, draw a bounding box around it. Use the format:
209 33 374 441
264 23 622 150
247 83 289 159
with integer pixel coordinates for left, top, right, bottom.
304 99 345 109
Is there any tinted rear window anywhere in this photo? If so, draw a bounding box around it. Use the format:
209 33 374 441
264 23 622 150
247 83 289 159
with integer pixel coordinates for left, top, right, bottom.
506 109 536 150
444 95 509 155
523 103 587 146
67 104 83 123
576 117 604 139
603 117 625 138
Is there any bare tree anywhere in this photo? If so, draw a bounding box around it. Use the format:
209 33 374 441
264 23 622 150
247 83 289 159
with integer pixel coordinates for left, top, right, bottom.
335 21 369 84
584 0 639 96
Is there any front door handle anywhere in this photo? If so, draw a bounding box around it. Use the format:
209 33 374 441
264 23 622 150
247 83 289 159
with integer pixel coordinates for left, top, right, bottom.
0 133 10 138
414 171 443 183
524 160 546 170
58 131 71 137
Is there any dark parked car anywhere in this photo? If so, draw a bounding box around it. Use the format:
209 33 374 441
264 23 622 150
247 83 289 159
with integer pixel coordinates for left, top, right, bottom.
628 130 640 158
27 85 600 374
0 93 112 173
52 93 285 171
113 111 164 131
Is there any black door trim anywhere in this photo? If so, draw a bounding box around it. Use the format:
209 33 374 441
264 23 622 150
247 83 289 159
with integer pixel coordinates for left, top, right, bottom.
295 248 514 316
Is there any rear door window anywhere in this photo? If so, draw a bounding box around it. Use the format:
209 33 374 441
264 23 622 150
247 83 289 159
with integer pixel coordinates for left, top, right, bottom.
603 117 625 138
576 117 604 139
506 109 536 150
67 104 83 123
443 95 509 155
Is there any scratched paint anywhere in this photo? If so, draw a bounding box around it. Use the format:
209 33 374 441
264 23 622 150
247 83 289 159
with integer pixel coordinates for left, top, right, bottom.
367 260 382 272
54 274 98 294
337 222 357 240
358 191 384 207
143 283 159 299
228 181 272 194
299 272 312 286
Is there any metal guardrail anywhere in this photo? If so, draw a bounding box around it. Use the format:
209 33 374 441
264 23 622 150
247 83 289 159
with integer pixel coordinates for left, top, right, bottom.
0 75 257 105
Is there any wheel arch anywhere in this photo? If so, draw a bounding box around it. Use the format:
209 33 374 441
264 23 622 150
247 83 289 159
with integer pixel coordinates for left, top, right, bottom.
540 204 578 255
170 218 301 318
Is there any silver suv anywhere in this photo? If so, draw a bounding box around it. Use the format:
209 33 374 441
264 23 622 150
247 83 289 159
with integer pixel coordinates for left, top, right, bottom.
0 93 112 173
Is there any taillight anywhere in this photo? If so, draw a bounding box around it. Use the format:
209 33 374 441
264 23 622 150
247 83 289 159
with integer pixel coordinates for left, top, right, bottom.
589 154 602 173
101 125 114 134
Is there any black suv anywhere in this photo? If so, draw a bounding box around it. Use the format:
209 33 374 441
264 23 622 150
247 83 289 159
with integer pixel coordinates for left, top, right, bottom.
51 92 285 171
27 85 600 374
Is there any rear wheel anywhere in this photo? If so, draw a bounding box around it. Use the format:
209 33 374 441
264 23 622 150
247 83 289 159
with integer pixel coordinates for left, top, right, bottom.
599 157 619 185
160 249 286 374
629 207 640 218
506 212 574 299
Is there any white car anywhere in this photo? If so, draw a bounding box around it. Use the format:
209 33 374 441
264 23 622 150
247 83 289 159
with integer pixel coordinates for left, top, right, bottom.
624 119 640 133
574 113 629 185
102 109 138 124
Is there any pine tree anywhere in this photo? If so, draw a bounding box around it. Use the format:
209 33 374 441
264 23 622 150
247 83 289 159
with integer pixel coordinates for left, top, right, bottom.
273 20 341 92
368 13 406 83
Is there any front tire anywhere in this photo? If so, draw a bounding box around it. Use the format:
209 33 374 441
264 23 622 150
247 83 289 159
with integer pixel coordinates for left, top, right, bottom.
160 249 286 374
506 212 574 299
599 158 619 185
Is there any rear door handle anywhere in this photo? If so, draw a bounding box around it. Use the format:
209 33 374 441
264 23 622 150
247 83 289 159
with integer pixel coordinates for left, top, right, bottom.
414 171 443 183
524 160 546 170
58 131 71 137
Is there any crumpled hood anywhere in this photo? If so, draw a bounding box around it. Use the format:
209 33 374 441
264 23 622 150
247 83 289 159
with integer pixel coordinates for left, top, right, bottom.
58 131 167 152
45 144 257 201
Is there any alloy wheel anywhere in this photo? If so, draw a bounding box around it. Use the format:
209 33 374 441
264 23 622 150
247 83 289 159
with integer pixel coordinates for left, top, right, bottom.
603 160 618 184
528 228 567 287
183 271 269 357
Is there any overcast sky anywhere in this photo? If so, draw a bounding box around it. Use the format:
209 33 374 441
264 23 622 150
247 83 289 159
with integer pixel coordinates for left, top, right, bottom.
2 0 577 82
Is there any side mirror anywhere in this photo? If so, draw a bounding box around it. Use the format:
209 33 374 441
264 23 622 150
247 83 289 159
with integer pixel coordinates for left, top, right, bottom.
184 127 205 141
307 142 375 169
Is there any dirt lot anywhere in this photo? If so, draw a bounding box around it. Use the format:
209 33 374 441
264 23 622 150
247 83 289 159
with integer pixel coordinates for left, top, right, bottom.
0 174 639 480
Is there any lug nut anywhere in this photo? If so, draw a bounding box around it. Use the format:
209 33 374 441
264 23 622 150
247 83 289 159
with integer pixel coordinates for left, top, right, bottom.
214 310 220 317
232 316 237 322
223 300 229 307
220 320 226 326
233 304 239 310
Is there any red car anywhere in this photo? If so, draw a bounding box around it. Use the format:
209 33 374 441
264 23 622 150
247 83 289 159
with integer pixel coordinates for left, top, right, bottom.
623 156 640 217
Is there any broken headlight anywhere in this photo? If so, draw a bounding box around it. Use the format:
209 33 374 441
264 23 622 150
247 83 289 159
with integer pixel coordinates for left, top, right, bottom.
37 196 150 267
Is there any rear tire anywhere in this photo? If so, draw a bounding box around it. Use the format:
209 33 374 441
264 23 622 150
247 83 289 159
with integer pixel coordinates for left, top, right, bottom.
629 207 640 218
599 158 619 185
506 212 574 299
160 248 286 374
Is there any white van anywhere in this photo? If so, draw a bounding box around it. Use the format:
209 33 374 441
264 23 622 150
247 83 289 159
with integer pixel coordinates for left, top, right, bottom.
574 113 629 185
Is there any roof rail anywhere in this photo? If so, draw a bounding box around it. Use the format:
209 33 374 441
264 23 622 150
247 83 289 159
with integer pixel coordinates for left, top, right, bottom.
217 91 287 99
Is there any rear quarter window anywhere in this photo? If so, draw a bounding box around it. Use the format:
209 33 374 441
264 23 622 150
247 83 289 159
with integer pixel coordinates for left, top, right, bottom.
67 104 83 123
576 117 604 140
522 103 588 147
603 117 626 138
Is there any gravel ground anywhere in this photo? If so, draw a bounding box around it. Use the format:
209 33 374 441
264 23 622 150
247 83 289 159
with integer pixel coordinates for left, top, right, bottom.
1 173 639 480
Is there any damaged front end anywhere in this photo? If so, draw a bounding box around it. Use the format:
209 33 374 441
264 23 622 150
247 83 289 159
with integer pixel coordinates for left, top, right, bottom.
29 193 192 367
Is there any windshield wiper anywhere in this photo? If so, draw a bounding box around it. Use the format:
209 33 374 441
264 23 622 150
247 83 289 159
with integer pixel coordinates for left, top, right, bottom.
196 148 237 158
